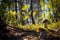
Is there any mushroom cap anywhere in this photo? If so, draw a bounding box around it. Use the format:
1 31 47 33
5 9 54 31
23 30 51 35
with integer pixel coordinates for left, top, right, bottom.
42 19 49 23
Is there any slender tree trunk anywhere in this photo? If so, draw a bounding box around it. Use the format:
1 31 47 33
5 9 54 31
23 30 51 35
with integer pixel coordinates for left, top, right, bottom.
36 0 40 23
20 0 25 25
15 0 17 19
30 0 35 24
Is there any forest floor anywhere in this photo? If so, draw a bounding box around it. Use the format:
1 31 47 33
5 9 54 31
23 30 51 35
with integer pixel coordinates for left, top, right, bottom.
2 27 59 40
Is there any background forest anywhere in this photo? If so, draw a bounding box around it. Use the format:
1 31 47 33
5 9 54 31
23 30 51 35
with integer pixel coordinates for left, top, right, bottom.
0 0 60 40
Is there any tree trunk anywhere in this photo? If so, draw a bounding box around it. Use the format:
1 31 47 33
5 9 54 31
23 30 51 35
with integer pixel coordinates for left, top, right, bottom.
20 0 25 25
30 0 35 24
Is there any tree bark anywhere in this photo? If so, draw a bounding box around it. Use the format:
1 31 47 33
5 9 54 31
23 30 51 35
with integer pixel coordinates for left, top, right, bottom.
30 0 35 24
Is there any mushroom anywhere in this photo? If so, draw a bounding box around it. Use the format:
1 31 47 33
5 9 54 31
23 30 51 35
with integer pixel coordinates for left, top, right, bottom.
41 19 49 28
